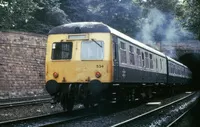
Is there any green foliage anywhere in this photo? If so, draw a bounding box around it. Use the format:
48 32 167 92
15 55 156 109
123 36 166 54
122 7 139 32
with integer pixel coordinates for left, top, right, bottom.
0 0 199 40
0 0 39 30
136 0 179 13
23 0 70 33
180 0 200 40
89 0 142 37
59 0 141 37
0 0 69 34
60 0 89 21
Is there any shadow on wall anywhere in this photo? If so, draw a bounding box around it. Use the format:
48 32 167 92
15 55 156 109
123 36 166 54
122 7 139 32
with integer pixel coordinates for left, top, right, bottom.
179 53 200 90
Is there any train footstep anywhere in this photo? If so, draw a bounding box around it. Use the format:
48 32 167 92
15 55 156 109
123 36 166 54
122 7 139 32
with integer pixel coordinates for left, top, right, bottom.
146 102 161 105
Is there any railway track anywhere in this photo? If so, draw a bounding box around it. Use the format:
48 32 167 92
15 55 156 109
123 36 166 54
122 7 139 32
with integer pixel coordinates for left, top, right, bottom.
110 92 198 127
0 92 197 127
0 96 52 109
166 108 191 127
0 95 50 103
0 106 96 127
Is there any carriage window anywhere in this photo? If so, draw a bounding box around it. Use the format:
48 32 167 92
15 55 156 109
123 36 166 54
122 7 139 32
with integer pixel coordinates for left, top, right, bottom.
81 41 104 60
150 54 153 69
137 49 141 66
160 59 162 70
156 58 158 69
52 42 72 60
175 65 177 74
171 63 173 74
177 66 179 74
182 67 183 76
174 65 176 74
120 42 127 63
142 52 144 67
178 67 180 75
176 66 178 74
121 42 125 49
129 45 135 65
145 52 149 68
173 64 175 74
129 45 134 52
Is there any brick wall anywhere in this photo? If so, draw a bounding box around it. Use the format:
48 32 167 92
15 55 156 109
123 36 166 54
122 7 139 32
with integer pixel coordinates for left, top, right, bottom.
0 31 47 99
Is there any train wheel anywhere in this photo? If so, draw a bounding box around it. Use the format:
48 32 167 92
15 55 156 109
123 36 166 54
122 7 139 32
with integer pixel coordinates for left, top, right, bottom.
84 103 89 108
60 93 68 111
83 95 90 108
145 87 152 99
130 89 135 102
78 84 91 108
135 88 144 102
66 97 74 112
83 94 96 108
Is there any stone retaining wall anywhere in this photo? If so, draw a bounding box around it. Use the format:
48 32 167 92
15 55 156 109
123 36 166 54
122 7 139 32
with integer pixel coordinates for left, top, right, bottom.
0 31 47 99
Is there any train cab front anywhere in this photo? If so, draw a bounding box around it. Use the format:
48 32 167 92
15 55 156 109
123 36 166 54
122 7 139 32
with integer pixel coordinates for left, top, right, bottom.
45 32 113 110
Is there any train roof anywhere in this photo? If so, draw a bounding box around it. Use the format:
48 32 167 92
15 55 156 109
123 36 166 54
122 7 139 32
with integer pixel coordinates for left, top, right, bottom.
49 22 110 34
49 22 166 57
166 56 188 68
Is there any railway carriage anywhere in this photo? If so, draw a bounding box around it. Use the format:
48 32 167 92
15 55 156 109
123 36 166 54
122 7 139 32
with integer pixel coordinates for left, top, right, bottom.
113 32 167 84
45 22 192 111
167 56 191 85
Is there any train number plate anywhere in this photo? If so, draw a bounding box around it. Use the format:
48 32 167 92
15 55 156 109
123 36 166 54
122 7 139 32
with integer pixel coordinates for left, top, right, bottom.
96 65 104 68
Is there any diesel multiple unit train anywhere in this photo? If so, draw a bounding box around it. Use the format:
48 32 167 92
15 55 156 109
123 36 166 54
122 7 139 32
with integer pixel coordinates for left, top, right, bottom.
45 22 192 111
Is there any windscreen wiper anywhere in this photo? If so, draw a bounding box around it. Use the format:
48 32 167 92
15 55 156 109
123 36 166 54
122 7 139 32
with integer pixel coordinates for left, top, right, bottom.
91 39 102 48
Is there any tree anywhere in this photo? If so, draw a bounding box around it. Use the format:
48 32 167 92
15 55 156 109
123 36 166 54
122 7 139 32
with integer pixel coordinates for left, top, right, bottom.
135 0 179 13
179 0 200 40
60 0 89 22
24 0 70 33
0 0 69 33
133 0 195 43
59 0 142 37
0 0 39 30
87 0 142 37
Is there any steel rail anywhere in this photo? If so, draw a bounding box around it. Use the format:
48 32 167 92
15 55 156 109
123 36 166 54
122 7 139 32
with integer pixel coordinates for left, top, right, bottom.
166 107 192 127
0 107 96 127
0 111 64 125
111 92 195 127
38 112 96 127
0 95 50 102
0 97 52 109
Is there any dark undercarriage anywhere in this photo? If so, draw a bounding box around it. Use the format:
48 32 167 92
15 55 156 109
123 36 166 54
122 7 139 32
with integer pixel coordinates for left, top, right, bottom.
45 79 189 111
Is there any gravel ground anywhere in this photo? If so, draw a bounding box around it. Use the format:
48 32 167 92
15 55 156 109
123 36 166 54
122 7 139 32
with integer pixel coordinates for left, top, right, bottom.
55 92 198 127
122 92 199 126
0 94 50 103
170 95 200 127
0 102 63 122
0 90 48 100
0 91 196 125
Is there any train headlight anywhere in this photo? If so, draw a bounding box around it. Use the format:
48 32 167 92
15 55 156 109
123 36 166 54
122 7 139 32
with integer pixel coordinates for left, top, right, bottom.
53 72 59 78
95 71 101 78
